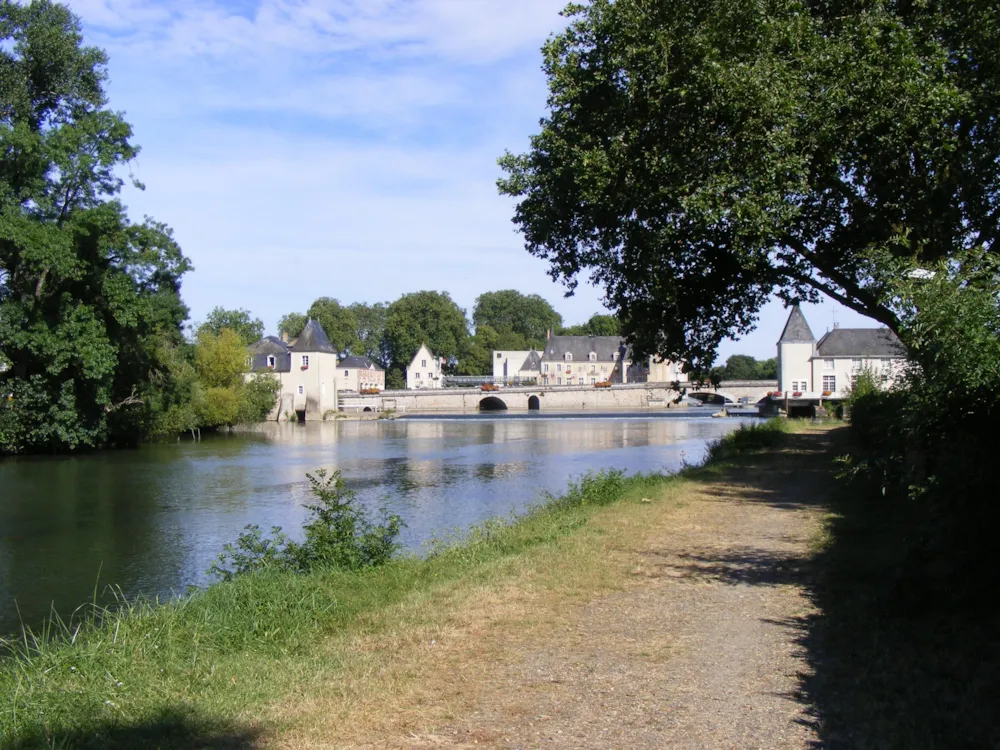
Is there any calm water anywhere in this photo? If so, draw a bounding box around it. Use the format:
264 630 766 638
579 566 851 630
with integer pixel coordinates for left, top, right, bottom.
0 414 749 636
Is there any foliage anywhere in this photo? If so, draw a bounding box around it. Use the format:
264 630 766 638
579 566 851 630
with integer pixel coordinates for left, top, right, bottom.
704 419 789 463
840 252 1000 609
348 301 388 365
383 291 469 375
197 307 263 346
210 470 403 581
194 386 241 429
472 290 562 349
277 312 307 340
719 354 777 381
0 0 191 453
559 313 620 337
499 0 1000 368
193 328 246 389
236 374 280 424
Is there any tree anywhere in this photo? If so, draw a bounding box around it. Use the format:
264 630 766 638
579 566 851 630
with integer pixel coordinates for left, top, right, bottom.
560 313 621 337
347 302 388 364
277 312 307 340
498 0 1000 368
722 355 759 381
758 358 778 380
472 290 562 349
0 0 191 453
198 307 263 346
193 329 247 389
383 291 469 380
306 297 358 355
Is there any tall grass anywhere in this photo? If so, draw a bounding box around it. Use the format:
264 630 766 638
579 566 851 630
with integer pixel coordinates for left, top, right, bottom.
704 419 789 463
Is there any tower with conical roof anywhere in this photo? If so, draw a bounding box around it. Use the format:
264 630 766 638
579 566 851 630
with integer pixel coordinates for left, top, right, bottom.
777 306 816 393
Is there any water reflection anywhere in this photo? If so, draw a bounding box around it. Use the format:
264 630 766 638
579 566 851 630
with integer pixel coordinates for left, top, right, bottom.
0 415 749 635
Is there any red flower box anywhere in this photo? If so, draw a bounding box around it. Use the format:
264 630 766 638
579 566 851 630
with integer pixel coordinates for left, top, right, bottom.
792 391 803 397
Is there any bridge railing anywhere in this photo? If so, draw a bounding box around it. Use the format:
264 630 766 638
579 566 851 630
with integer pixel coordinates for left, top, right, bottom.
442 375 539 388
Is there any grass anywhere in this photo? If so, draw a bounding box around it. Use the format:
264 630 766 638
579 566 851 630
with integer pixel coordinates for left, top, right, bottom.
0 420 790 749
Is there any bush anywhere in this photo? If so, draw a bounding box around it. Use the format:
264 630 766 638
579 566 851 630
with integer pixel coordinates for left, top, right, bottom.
704 419 789 463
210 470 403 581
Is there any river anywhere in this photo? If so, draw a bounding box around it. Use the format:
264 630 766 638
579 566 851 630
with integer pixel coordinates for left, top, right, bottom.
0 413 750 636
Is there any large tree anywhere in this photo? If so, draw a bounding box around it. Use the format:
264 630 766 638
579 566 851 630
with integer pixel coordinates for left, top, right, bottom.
198 306 263 346
472 290 562 349
347 301 388 364
0 0 190 452
383 291 469 381
306 297 358 355
560 313 621 337
499 0 1000 367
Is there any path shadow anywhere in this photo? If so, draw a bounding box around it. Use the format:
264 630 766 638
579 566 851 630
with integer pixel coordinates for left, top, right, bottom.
2 707 264 750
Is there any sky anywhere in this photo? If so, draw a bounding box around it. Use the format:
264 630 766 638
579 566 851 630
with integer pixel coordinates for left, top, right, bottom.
65 0 880 361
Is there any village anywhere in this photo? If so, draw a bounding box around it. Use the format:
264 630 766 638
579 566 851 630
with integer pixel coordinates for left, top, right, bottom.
244 306 905 420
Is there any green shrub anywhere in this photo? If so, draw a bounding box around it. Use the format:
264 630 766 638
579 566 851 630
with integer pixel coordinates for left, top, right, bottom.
209 470 403 581
704 419 789 463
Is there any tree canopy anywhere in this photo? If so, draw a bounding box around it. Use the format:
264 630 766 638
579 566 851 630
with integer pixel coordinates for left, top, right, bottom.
198 307 263 346
472 290 562 349
498 0 1000 368
383 291 469 381
0 0 190 452
559 313 621 337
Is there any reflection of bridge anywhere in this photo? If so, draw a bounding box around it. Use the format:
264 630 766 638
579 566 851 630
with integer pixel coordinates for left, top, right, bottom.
338 380 777 415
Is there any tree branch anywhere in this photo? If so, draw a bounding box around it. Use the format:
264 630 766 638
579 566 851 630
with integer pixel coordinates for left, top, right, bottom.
104 387 144 413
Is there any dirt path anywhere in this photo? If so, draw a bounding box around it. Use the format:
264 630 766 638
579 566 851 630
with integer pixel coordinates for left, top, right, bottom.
293 431 831 750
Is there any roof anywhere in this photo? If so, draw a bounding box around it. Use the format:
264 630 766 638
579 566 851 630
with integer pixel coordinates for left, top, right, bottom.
519 350 542 372
339 355 383 370
778 306 816 344
544 335 626 361
247 336 290 355
291 319 338 354
815 328 905 357
409 343 436 367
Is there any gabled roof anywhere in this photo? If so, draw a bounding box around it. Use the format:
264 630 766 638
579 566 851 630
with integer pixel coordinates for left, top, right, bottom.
339 355 383 370
291 319 338 354
544 335 626 361
778 306 816 344
815 328 905 357
519 350 542 372
409 343 436 367
247 336 290 355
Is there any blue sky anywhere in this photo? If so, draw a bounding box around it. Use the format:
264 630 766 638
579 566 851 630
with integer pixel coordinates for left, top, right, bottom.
66 0 879 361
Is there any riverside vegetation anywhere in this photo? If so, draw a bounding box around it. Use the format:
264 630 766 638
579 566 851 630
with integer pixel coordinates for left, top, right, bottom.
0 420 788 748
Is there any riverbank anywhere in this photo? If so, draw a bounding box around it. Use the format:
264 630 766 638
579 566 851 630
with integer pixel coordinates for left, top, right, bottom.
0 420 791 747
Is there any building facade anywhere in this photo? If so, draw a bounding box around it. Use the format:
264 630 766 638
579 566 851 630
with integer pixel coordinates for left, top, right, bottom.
406 344 443 389
246 319 339 420
492 349 542 383
539 335 628 386
777 307 905 395
336 355 385 392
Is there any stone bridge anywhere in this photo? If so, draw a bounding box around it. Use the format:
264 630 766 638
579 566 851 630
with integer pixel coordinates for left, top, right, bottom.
685 380 778 406
338 380 777 415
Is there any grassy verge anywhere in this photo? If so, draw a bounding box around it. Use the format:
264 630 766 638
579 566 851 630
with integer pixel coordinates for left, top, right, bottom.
0 421 790 749
799 428 1000 748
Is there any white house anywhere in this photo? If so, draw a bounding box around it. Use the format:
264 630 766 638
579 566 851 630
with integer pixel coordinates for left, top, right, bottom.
777 307 905 395
336 355 385 393
246 318 339 421
406 344 443 389
492 349 542 383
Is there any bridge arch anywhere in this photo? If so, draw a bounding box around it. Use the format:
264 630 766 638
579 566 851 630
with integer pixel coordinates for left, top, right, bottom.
688 391 738 406
479 396 508 412
528 395 540 410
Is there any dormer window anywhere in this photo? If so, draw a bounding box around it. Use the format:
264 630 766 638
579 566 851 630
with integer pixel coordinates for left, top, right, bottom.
612 352 618 361
564 353 572 361
266 355 276 368
588 352 597 361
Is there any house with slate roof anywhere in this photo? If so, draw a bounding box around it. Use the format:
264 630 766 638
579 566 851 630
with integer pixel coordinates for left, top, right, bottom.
246 318 338 420
777 306 905 395
337 355 385 393
492 349 542 383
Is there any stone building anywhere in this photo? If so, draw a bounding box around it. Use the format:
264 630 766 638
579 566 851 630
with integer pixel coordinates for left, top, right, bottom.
539 335 629 386
492 349 542 383
246 319 339 420
406 343 443 389
336 355 385 392
777 306 905 395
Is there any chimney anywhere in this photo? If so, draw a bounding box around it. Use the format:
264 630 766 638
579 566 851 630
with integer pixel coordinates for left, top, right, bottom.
833 322 840 329
281 331 288 343
547 328 552 340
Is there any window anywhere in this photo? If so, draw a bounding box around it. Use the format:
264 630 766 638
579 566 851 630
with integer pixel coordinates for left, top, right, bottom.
496 352 502 359
543 364 549 373
245 356 253 368
791 380 806 392
557 377 562 385
344 370 349 377
297 385 304 395
266 355 275 368
589 352 597 361
591 377 596 384
564 353 572 361
612 352 618 361
823 358 834 370
851 358 862 371
823 375 836 392
301 355 309 367
601 365 607 373
415 372 422 379
421 359 427 368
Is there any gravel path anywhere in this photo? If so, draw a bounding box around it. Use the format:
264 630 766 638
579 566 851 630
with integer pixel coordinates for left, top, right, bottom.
406 434 830 750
